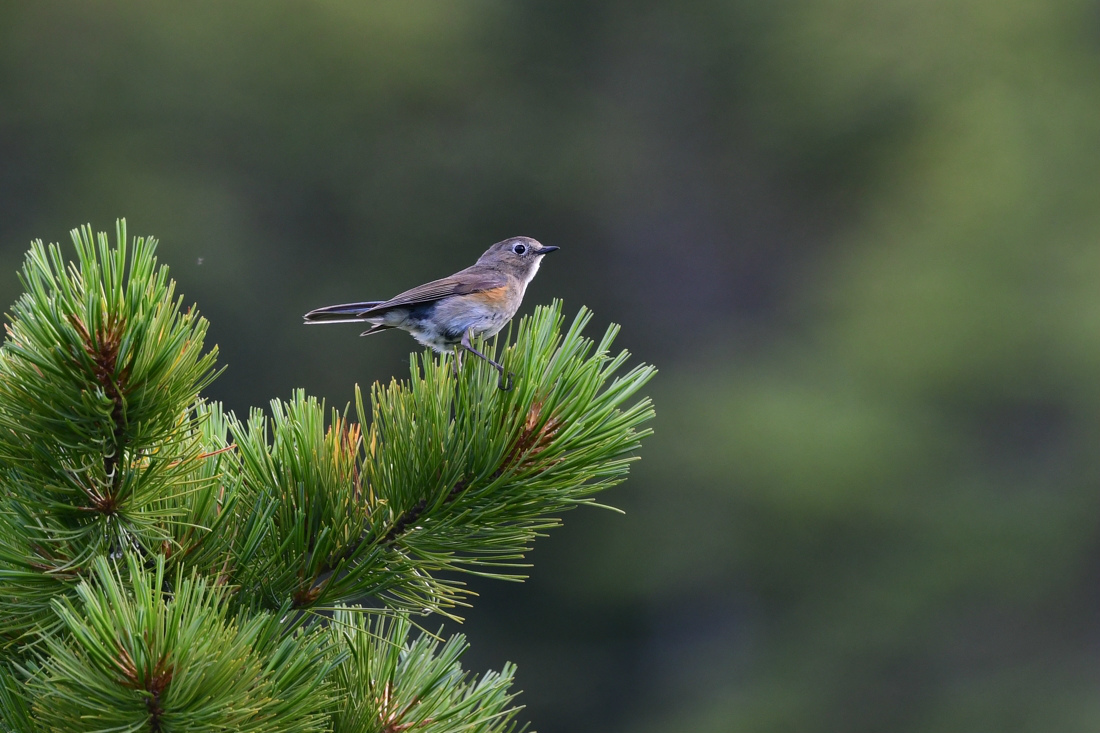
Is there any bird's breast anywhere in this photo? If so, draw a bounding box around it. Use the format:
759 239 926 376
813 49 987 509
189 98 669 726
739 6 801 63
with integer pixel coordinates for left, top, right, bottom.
468 285 514 307
431 285 521 340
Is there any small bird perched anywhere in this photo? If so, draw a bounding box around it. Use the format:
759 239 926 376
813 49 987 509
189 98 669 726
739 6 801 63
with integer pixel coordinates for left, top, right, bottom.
304 236 558 390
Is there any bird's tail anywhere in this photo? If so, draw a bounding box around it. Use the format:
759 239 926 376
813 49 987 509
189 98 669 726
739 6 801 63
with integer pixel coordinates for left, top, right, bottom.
302 301 384 324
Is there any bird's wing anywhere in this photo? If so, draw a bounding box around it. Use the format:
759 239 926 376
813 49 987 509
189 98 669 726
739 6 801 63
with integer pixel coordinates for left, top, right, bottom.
363 269 508 313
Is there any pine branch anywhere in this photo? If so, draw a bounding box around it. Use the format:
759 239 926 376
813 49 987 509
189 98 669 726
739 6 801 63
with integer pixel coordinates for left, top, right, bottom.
219 303 654 616
0 222 657 732
19 555 336 733
328 609 526 733
0 221 222 641
0 663 34 732
363 305 655 582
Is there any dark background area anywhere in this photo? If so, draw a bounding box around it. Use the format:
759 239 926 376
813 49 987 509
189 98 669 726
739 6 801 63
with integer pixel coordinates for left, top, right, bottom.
4 2 1100 731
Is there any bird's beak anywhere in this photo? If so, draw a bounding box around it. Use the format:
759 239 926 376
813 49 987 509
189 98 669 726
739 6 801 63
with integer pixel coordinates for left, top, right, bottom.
536 245 560 255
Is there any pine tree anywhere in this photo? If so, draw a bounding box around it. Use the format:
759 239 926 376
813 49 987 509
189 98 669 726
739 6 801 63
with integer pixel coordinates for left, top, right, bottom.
0 222 655 732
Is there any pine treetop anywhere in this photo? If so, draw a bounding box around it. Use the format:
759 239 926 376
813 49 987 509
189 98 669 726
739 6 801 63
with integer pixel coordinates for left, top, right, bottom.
0 222 654 732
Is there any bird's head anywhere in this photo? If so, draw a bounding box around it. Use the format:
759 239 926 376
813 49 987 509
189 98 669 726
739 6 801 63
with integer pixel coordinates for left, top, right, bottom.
477 237 559 283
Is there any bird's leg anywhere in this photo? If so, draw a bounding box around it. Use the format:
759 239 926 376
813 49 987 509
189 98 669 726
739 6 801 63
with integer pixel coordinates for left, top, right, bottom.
450 346 463 377
460 330 513 391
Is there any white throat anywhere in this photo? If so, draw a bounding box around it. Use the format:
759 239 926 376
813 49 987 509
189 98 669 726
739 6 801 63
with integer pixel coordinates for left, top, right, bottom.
524 255 543 286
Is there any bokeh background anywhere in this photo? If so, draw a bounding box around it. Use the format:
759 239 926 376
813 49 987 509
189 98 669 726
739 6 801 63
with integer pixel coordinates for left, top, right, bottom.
4 2 1100 731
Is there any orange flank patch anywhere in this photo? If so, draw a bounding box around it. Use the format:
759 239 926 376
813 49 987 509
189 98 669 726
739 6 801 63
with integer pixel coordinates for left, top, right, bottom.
469 286 512 305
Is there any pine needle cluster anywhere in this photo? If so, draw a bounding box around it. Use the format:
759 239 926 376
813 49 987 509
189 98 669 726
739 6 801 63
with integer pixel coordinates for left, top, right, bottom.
0 222 655 732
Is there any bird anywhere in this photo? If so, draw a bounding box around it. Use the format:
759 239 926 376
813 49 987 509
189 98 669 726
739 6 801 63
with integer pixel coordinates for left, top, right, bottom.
303 236 558 390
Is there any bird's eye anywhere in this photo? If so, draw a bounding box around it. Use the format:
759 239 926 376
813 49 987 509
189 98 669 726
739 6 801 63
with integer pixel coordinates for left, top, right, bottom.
512 243 527 255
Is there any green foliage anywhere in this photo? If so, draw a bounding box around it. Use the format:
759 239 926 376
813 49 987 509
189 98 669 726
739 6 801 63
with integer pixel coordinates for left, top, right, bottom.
0 663 33 733
23 555 334 733
328 611 525 733
0 223 655 731
0 222 222 643
217 305 654 617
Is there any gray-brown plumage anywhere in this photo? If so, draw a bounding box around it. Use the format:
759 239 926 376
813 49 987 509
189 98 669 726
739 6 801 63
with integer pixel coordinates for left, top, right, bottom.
304 236 558 388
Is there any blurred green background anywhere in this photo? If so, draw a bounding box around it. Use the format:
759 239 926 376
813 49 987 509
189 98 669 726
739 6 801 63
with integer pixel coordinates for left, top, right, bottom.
4 1 1100 731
